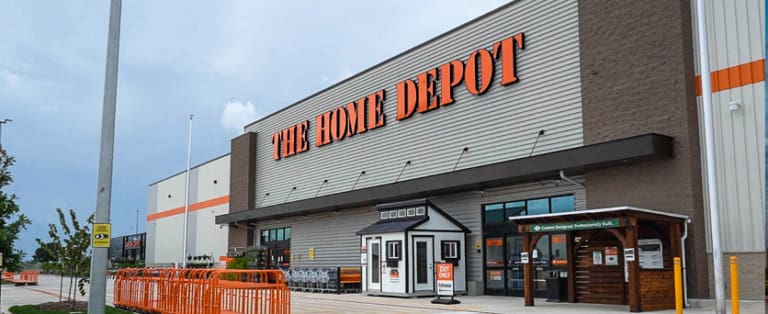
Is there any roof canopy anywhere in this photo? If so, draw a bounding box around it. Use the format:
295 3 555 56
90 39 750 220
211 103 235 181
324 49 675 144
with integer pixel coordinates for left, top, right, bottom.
509 206 689 231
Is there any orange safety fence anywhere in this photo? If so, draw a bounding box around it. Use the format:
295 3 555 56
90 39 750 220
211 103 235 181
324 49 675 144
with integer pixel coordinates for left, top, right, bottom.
114 268 290 314
19 270 40 282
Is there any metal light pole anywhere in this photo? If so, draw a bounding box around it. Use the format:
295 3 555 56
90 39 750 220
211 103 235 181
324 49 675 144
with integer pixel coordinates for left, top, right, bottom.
88 0 121 313
182 114 193 268
135 209 139 234
695 1 725 313
0 118 12 149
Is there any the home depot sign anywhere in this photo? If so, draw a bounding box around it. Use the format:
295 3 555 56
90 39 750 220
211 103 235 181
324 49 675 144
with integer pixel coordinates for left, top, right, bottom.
271 33 525 160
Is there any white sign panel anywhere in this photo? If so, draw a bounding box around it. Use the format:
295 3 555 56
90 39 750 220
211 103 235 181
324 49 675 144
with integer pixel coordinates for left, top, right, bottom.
520 252 529 264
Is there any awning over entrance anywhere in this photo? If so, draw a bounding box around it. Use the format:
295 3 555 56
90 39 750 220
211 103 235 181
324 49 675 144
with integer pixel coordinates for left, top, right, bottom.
509 206 689 312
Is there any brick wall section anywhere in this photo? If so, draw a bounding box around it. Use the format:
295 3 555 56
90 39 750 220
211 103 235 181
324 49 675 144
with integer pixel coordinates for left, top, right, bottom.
578 1 708 298
228 132 257 249
639 270 675 311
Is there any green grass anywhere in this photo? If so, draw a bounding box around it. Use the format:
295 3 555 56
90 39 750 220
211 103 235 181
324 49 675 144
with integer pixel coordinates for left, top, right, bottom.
8 304 132 314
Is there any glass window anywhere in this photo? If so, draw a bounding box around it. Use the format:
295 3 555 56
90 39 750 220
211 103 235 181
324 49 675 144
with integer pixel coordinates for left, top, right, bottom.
551 195 575 213
484 204 505 224
442 241 459 259
261 230 269 244
269 229 277 241
533 235 550 266
485 237 505 266
526 198 550 216
284 228 291 240
506 235 523 265
505 201 526 219
386 241 401 259
276 228 285 241
551 234 567 266
486 270 505 289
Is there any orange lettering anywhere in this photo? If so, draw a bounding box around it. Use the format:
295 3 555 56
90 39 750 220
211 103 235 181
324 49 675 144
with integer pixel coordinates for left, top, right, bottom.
492 33 525 86
280 127 295 157
439 60 464 106
396 80 417 120
368 89 386 129
417 68 439 113
330 107 348 141
271 132 281 160
315 111 332 147
465 48 494 95
296 120 309 153
346 101 367 136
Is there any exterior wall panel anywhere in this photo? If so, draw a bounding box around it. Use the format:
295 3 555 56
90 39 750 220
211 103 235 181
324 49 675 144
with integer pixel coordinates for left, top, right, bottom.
147 155 230 264
245 1 583 208
691 0 766 253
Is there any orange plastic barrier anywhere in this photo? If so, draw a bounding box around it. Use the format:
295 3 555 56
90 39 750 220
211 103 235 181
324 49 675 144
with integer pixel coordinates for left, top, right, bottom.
114 268 290 314
5 271 39 286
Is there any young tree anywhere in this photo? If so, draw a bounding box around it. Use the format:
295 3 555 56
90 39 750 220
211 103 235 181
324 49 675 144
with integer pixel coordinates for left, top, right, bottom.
36 208 93 308
0 149 31 272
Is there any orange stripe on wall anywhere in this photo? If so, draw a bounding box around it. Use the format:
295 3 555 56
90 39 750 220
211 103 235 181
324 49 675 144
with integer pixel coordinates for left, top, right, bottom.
696 59 765 96
147 195 229 221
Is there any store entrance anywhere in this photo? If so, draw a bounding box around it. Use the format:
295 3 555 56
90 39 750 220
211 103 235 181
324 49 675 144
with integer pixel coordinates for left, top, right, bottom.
484 232 566 296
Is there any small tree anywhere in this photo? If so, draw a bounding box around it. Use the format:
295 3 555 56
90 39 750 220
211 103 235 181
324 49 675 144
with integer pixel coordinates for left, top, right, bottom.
0 149 31 272
36 208 93 308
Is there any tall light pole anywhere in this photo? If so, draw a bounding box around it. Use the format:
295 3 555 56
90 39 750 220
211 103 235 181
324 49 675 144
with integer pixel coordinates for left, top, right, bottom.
88 0 121 313
182 114 193 268
695 1 725 313
0 118 12 149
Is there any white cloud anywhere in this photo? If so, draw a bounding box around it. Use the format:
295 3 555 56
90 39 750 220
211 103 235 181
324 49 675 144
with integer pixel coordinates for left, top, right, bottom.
0 69 21 89
220 99 261 133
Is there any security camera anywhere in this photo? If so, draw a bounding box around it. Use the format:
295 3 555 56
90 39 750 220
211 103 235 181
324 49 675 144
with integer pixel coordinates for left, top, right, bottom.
728 100 741 111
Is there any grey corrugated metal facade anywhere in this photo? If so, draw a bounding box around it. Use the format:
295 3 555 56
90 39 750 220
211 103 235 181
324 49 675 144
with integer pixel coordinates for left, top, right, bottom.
245 1 582 206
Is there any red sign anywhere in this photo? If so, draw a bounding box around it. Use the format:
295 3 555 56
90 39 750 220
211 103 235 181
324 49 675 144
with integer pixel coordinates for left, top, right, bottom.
271 33 526 160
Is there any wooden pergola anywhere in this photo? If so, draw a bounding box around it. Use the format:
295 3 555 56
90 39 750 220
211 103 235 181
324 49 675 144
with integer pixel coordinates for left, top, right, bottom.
509 206 688 312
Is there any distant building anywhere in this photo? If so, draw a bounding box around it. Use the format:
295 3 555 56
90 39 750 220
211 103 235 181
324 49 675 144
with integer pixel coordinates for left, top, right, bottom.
109 232 146 264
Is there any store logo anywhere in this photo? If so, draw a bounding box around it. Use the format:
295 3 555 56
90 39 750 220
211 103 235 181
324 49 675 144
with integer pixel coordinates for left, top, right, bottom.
271 33 526 160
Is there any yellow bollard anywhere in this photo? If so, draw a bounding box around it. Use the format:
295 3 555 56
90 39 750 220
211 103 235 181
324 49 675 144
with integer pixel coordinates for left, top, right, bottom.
730 256 739 314
673 257 683 314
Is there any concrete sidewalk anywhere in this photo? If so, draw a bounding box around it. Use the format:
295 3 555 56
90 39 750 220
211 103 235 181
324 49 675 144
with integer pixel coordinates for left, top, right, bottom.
1 274 764 313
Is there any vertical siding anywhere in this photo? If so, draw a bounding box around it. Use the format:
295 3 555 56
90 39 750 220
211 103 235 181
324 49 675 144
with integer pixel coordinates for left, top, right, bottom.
691 0 766 252
255 180 585 285
246 1 583 207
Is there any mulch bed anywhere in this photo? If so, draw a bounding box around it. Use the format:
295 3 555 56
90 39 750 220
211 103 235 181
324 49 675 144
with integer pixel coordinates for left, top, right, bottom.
34 301 88 312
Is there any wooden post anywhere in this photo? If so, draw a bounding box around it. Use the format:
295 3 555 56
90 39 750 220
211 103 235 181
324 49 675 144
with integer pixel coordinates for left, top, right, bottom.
626 217 641 312
566 232 576 303
523 232 534 306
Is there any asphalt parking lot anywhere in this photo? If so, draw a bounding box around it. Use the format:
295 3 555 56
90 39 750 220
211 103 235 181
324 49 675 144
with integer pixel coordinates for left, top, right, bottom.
1 274 764 313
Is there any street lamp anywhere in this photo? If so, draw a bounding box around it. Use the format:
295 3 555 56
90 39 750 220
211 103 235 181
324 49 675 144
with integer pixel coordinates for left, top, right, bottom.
0 118 12 149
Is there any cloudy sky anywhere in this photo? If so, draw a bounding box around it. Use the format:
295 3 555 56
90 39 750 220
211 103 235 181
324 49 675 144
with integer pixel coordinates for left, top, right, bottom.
0 0 507 256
